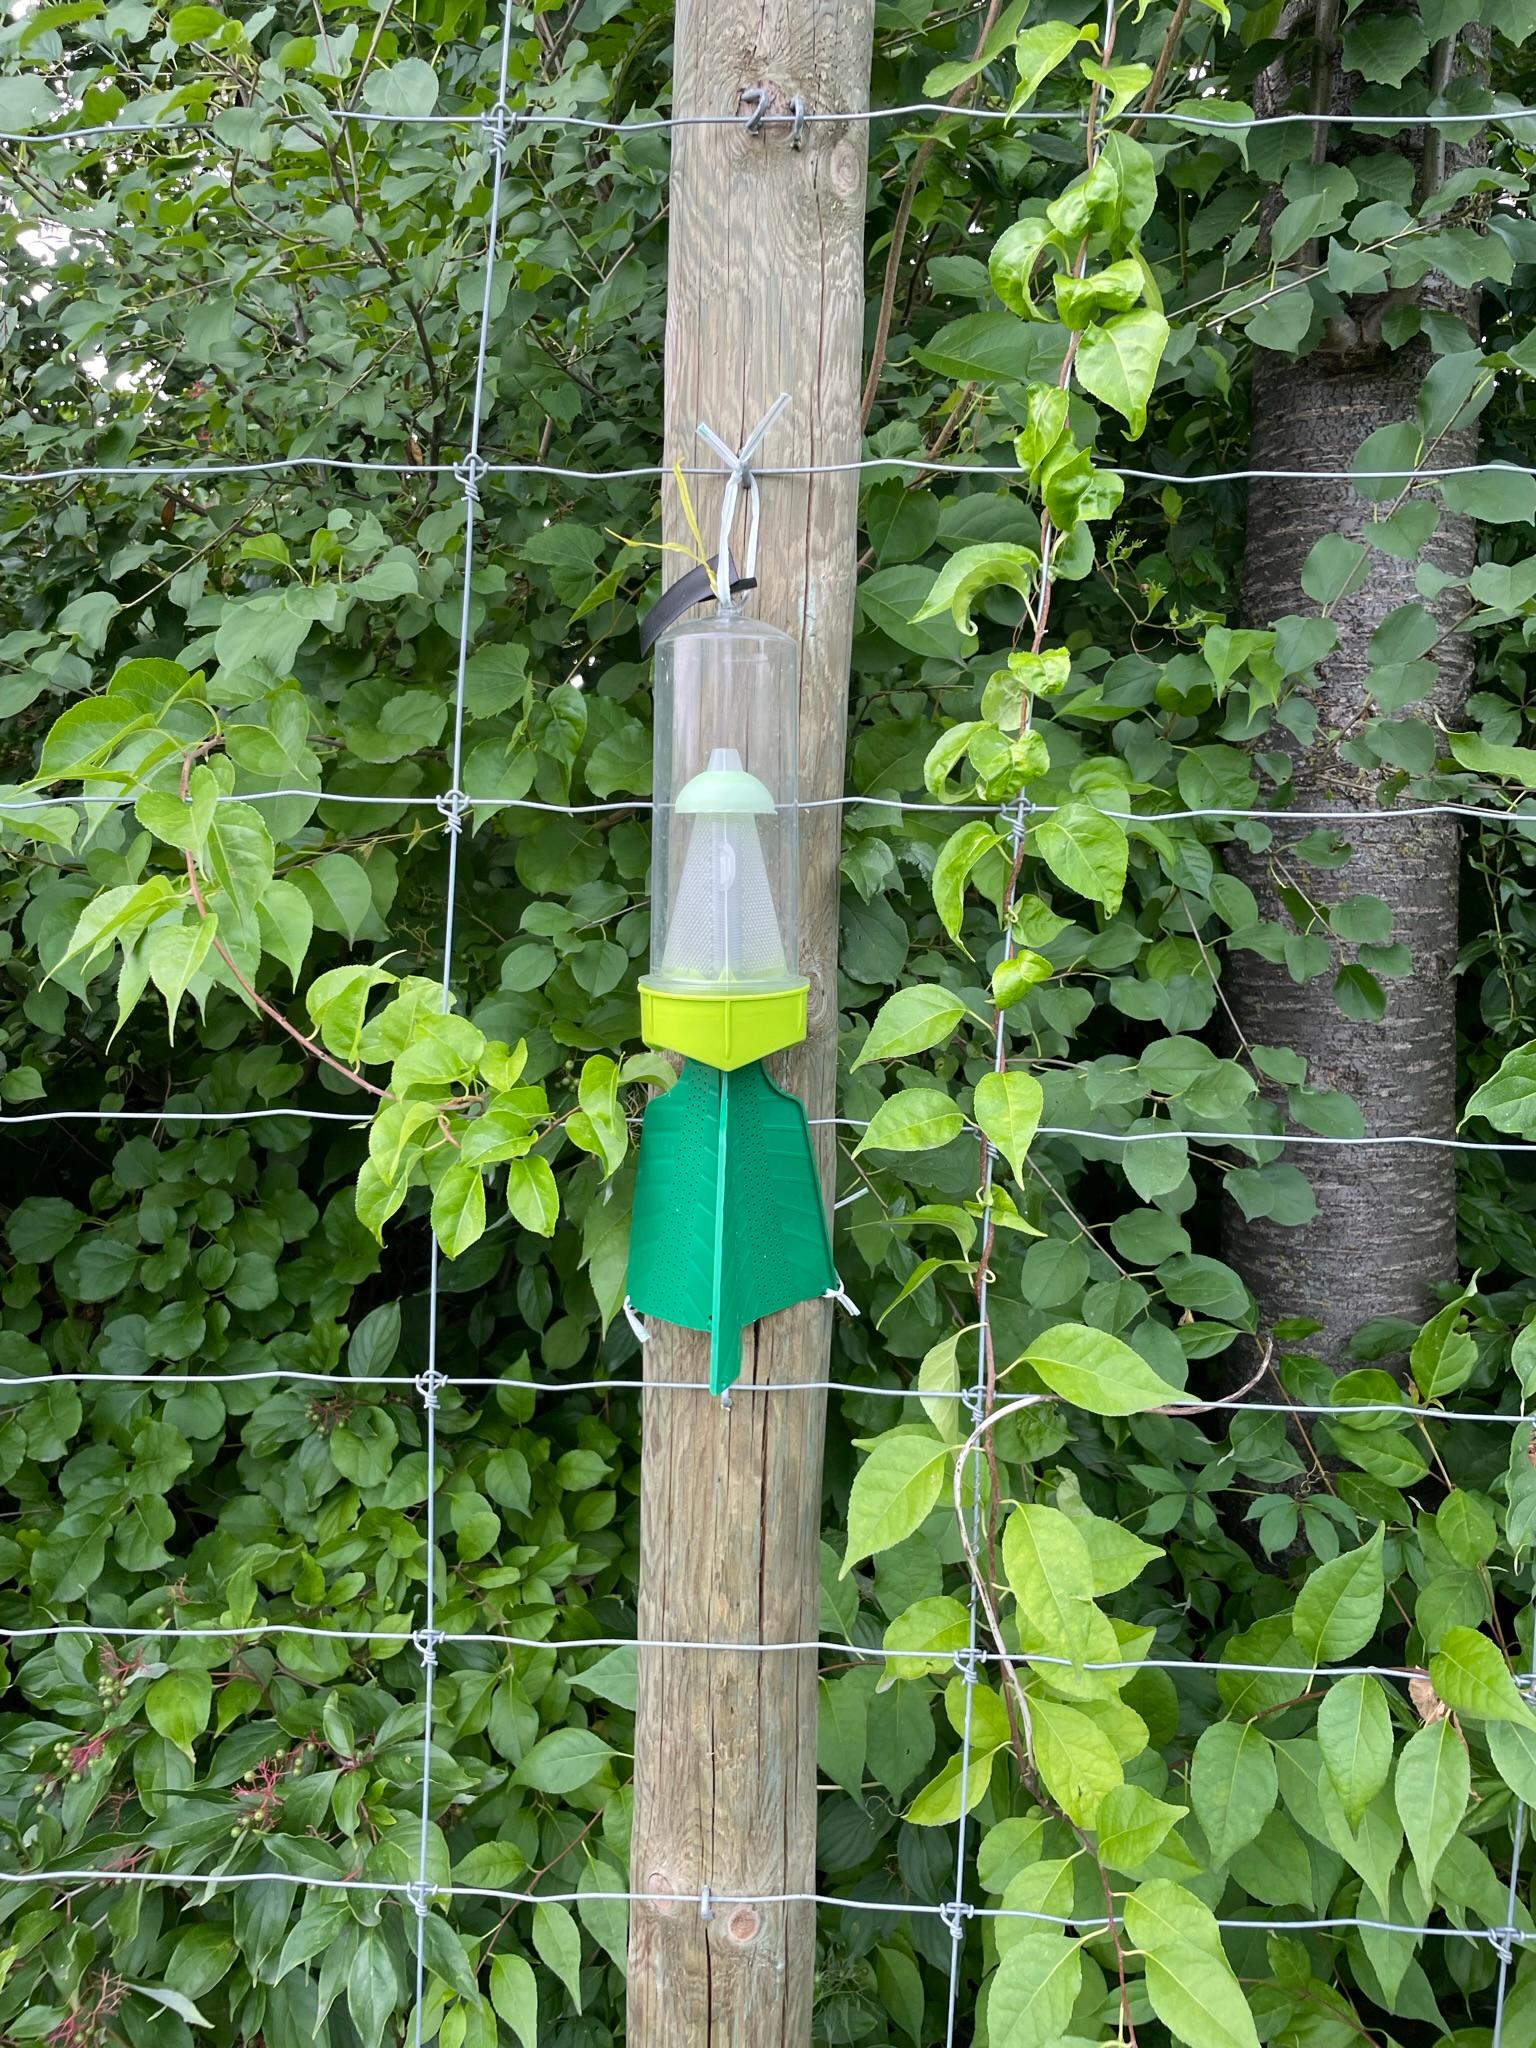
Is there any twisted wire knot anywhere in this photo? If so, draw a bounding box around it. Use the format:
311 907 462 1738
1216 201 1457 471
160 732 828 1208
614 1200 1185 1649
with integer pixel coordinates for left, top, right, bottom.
415 1366 448 1409
435 789 471 836
483 100 517 155
454 452 489 503
938 1900 974 1943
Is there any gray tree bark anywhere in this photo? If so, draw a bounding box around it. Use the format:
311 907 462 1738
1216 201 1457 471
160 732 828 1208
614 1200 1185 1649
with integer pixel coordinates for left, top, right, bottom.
1224 17 1483 1364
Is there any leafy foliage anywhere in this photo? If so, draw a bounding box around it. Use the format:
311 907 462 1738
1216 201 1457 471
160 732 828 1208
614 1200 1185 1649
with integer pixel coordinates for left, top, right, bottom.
6 0 1536 2044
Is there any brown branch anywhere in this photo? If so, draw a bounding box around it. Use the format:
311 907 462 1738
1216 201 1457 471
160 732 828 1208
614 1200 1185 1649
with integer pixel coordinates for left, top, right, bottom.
859 0 1006 427
1126 0 1195 140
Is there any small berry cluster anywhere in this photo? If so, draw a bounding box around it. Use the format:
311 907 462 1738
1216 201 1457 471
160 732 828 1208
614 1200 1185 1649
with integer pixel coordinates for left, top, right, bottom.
35 1729 110 1797
229 1736 323 1836
44 1970 125 2048
94 1643 142 1710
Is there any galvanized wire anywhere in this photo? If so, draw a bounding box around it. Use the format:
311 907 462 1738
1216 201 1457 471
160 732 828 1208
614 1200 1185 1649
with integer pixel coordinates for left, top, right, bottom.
3 453 1532 486
0 1863 1522 1947
402 15 515 2035
2 95 1530 149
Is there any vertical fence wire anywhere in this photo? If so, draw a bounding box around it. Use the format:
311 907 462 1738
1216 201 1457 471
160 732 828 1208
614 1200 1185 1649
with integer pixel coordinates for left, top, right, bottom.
1491 1636 1536 2044
941 6 1121 2036
409 9 517 2039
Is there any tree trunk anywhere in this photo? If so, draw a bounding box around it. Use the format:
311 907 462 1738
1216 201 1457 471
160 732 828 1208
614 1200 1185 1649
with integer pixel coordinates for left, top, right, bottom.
1224 19 1483 1364
626 5 874 2043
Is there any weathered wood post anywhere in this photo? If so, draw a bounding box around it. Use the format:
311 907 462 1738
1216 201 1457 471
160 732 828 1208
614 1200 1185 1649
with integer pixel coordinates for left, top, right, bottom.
626 4 874 2042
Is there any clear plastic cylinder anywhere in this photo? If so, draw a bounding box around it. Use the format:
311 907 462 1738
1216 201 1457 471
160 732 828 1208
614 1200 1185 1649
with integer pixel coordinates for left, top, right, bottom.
648 610 801 995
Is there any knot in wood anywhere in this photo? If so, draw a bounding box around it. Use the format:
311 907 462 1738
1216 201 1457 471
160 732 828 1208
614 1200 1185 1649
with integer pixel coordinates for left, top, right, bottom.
645 1870 678 1916
726 1906 761 1944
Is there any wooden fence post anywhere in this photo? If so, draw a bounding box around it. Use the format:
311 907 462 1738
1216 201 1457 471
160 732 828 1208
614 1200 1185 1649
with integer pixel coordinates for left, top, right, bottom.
626 4 875 2042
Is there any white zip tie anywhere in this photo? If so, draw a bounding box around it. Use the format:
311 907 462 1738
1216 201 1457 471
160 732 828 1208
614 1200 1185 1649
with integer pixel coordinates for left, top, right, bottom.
622 1298 651 1344
696 394 790 605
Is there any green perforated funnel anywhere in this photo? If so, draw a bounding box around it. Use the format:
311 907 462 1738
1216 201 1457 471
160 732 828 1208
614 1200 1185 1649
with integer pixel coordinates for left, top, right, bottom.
627 1059 836 1395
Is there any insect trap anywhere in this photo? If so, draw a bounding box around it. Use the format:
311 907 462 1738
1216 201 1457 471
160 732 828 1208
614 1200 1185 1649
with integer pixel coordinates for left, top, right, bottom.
626 602 836 1397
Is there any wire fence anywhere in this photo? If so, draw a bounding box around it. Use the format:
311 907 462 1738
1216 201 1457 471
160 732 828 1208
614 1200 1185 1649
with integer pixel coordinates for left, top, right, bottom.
3 12 1535 2041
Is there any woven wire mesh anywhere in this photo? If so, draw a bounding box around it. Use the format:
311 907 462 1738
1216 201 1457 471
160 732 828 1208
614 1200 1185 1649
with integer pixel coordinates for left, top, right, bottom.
1 16 1534 2040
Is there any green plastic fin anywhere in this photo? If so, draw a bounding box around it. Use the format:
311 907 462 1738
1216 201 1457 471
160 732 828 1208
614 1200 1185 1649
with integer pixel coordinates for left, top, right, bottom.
627 1058 837 1396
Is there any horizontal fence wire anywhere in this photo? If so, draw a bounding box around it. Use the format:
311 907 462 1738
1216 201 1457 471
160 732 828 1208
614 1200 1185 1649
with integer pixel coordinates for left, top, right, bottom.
3 792 1534 826
0 1864 1521 1948
3 457 1532 487
10 1104 1535 1154
4 98 1535 148
0 1365 1526 1424
0 1624 1486 1679
9 1105 1536 1155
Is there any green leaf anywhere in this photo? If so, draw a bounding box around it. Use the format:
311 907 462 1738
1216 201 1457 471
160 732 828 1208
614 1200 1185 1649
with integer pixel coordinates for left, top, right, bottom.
146 1669 212 1757
346 1930 397 2048
993 950 1052 1006
1441 466 1536 523
1410 1297 1477 1399
1072 309 1169 438
1317 1673 1394 1828
990 218 1063 321
932 820 1001 946
0 74 59 130
1466 1044 1536 1135
431 1161 487 1260
1014 21 1094 102
973 1069 1043 1181
841 1432 949 1575
505 1155 559 1236
126 1982 211 2029
1394 1715 1468 1893
1130 1925 1261 2048
1033 799 1128 913
856 1089 965 1156
1449 733 1536 787
854 985 970 1066
513 1727 614 1794
360 56 439 116
1190 1720 1277 1863
874 1947 925 2046
489 1952 542 2038
145 917 218 1037
1300 535 1371 608
1123 1882 1259 2048
913 544 1039 640
1002 1501 1091 1613
1292 1526 1384 1662
1342 12 1429 85
985 1929 1083 2044
1272 162 1359 265
1095 1783 1187 1871
568 1054 627 1178
1021 1322 1183 1414
532 1902 583 2013
1029 1696 1123 1824
1428 1626 1536 1727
